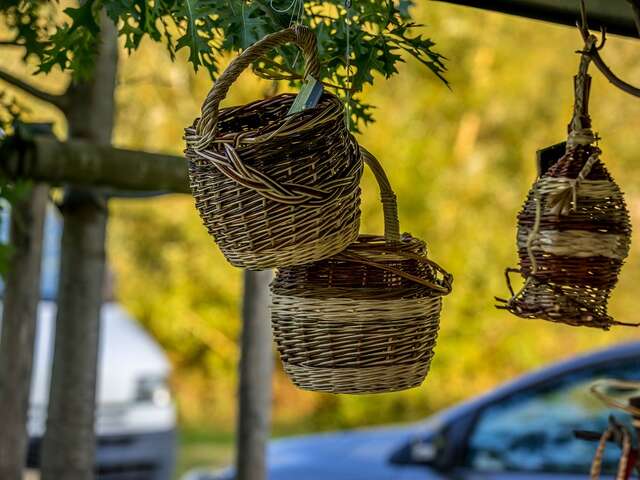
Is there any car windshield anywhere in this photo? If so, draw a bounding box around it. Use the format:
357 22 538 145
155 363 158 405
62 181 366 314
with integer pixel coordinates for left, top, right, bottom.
467 358 640 474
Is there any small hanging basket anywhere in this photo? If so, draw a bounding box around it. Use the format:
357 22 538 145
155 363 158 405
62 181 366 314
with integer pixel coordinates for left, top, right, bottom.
497 39 634 330
184 26 362 269
270 149 453 394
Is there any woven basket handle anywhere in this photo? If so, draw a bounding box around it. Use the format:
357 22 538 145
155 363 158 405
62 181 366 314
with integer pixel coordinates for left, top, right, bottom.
193 25 321 150
357 147 452 295
361 147 401 244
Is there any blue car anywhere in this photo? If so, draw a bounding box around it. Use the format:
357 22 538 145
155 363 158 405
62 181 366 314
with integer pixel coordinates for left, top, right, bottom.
190 341 640 479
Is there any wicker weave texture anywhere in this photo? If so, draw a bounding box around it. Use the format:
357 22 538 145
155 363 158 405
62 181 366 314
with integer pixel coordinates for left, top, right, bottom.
502 144 632 329
271 291 442 394
185 26 362 269
270 149 453 394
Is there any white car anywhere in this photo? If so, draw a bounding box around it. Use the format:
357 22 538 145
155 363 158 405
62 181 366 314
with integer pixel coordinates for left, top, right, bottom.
0 206 177 480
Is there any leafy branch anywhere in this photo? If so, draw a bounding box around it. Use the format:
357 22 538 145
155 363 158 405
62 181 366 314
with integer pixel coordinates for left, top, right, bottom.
0 0 447 127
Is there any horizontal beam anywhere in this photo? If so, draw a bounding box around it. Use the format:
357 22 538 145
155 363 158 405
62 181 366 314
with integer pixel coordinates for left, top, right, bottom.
1 135 189 194
432 0 640 38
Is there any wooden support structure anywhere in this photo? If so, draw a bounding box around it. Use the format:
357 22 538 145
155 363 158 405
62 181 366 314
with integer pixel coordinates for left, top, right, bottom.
0 135 188 194
40 12 117 480
236 270 273 480
433 0 640 38
0 183 48 480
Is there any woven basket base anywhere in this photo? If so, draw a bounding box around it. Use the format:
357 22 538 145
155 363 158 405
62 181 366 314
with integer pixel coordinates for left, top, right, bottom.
222 218 360 269
282 362 431 394
502 278 620 330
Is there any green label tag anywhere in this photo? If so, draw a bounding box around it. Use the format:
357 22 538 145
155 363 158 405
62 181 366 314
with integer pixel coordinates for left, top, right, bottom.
287 76 324 115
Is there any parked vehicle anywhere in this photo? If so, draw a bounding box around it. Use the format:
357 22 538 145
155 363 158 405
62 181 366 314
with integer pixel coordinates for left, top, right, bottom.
0 206 177 480
189 341 640 480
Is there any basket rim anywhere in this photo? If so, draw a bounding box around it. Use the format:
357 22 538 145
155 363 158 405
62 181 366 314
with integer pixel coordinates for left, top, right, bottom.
186 93 346 150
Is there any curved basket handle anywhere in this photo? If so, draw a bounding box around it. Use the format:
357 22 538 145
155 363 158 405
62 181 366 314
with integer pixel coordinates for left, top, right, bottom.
193 25 321 150
589 423 632 480
361 147 400 245
357 147 453 295
590 380 640 417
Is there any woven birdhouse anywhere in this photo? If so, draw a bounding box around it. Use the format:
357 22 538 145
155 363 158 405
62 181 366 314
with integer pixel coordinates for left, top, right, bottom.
497 43 633 330
270 149 453 394
184 26 362 270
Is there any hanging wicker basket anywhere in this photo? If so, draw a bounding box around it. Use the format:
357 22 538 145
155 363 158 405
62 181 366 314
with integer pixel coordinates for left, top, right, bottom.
497 39 634 330
270 148 453 394
184 26 362 269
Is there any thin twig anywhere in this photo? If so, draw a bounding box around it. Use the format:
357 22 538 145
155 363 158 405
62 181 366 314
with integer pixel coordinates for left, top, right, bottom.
577 0 640 98
578 29 640 97
0 68 67 110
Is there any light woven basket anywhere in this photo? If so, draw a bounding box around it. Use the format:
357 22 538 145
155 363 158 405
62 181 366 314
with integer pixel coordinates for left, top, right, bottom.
497 38 633 330
184 26 362 269
270 148 453 394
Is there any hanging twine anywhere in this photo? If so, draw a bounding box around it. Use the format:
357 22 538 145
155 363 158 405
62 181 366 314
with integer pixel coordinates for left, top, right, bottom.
546 150 600 216
345 0 352 130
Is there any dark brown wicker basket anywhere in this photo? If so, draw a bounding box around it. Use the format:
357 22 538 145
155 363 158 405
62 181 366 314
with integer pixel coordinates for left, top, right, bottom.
270 149 453 394
497 42 634 330
184 26 362 269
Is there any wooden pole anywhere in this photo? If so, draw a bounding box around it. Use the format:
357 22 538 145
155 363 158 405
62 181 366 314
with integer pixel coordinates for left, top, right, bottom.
40 11 117 480
235 269 273 480
0 183 48 480
0 136 189 194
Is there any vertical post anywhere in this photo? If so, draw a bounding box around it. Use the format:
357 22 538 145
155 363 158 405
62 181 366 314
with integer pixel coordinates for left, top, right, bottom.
40 11 117 480
40 191 108 480
235 270 273 480
0 183 48 480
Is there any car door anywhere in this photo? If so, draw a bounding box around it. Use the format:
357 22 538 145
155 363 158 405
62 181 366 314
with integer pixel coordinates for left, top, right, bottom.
454 355 640 480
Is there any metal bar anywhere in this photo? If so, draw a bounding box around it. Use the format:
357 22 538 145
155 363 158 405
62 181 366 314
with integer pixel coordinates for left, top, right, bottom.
432 0 640 39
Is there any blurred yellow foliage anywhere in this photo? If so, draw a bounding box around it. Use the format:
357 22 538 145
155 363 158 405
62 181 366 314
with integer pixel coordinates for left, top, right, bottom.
4 2 640 433
98 2 640 431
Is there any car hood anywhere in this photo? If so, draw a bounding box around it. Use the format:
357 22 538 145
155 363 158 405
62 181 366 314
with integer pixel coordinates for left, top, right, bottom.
204 411 453 480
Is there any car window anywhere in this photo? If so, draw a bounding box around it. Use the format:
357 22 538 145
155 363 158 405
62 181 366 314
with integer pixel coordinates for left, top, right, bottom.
466 358 640 474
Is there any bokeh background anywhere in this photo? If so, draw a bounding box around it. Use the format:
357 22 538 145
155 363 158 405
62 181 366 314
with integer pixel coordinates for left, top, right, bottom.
4 1 640 476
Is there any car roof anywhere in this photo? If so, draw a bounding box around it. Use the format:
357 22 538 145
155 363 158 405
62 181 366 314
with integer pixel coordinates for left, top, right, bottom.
440 341 640 422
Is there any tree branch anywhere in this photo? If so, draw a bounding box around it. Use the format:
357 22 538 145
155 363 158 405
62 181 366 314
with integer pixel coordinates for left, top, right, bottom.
579 30 640 98
578 0 640 98
0 68 67 111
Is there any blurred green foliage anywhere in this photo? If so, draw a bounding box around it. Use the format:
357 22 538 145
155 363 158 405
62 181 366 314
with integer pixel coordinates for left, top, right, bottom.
3 1 640 442
0 0 445 125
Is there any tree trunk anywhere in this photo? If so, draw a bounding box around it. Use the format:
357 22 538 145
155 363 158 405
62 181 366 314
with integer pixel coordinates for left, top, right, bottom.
0 183 48 480
235 269 273 480
40 11 117 480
